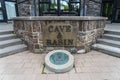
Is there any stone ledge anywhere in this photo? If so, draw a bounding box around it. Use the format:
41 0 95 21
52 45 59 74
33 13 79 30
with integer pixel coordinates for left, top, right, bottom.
13 16 107 21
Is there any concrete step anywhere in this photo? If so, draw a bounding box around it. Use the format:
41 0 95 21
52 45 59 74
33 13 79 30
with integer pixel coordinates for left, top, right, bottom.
104 30 120 35
103 34 120 41
0 39 22 48
97 39 120 48
92 44 120 57
0 30 13 35
0 34 16 41
0 44 27 58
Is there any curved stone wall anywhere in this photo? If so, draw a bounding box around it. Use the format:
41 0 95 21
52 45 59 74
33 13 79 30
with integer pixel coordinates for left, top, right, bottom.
13 16 107 53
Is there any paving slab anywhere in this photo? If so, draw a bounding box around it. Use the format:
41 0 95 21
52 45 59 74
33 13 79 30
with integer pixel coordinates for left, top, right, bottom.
0 23 13 31
0 50 120 80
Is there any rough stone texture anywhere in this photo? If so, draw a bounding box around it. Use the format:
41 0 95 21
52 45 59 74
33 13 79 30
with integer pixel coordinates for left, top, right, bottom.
17 0 39 16
14 20 44 52
86 0 102 16
17 0 31 16
42 21 78 47
13 16 106 53
77 20 105 52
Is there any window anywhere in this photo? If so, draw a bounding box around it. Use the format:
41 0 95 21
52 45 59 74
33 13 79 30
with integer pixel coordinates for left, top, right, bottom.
0 2 1 7
0 11 3 20
5 1 16 19
39 0 81 16
0 2 3 20
115 9 120 20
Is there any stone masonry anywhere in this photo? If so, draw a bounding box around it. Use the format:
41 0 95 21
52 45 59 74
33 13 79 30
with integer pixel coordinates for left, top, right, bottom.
86 0 102 16
13 16 106 53
17 0 31 16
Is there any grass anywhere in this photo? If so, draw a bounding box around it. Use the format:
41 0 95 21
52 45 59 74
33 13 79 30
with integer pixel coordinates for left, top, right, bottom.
41 63 47 74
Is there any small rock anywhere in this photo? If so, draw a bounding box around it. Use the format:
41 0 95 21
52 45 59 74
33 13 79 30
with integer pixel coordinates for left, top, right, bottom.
34 49 44 53
46 47 54 51
77 49 85 54
69 48 77 54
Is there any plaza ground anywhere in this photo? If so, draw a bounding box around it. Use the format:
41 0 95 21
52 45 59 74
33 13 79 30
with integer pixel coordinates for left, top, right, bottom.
0 50 120 80
0 23 120 80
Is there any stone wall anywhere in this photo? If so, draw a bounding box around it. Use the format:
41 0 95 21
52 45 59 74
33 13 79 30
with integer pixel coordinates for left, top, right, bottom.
13 16 106 53
77 20 105 52
17 0 39 16
17 0 31 16
86 0 102 16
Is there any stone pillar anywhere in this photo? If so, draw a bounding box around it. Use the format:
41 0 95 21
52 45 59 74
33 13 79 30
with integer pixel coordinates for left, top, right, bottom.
86 0 102 16
17 0 39 16
17 0 30 16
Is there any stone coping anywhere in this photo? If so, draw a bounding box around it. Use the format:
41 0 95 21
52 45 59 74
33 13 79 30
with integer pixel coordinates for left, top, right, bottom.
13 16 107 21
